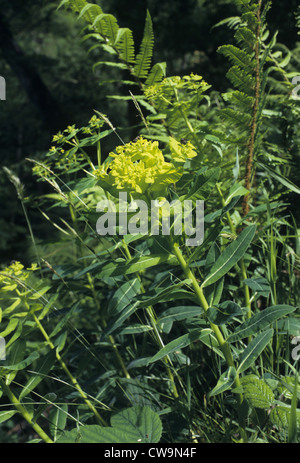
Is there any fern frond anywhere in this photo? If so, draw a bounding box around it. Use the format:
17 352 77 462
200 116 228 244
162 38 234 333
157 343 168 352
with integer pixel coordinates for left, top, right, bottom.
115 28 135 64
221 108 252 127
133 10 154 79
145 62 166 87
226 66 255 94
222 90 254 110
92 14 108 36
234 27 256 53
77 2 103 24
102 14 119 45
218 44 254 72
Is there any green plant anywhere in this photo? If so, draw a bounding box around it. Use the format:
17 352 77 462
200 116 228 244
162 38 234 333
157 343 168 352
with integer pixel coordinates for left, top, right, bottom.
0 0 299 444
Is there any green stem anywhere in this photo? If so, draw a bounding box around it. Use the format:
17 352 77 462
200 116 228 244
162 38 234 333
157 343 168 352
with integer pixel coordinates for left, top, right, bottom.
32 313 108 426
171 242 243 402
97 137 101 169
0 378 54 443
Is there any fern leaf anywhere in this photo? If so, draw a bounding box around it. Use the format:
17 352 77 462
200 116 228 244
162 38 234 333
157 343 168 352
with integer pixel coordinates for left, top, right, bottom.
77 3 103 24
62 0 87 13
145 62 166 87
234 27 256 53
103 14 119 45
222 90 254 110
221 108 252 127
226 65 255 95
92 14 108 36
115 28 135 64
133 10 154 79
218 44 254 72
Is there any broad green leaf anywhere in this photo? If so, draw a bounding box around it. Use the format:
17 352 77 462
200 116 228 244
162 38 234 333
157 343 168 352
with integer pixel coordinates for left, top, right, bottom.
237 329 273 373
207 301 243 326
208 366 237 397
202 225 256 288
57 406 162 443
0 410 17 423
240 375 275 409
19 350 56 400
227 305 296 343
111 406 162 443
270 406 300 432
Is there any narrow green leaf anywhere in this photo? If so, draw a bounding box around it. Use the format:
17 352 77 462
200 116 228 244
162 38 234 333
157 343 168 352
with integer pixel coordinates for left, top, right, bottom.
227 305 296 343
237 329 274 373
202 225 256 288
108 278 140 314
2 351 40 371
149 330 201 364
19 350 56 400
96 254 176 279
244 277 270 297
207 301 243 326
208 366 237 397
183 168 221 202
257 162 300 195
0 410 17 423
49 404 69 442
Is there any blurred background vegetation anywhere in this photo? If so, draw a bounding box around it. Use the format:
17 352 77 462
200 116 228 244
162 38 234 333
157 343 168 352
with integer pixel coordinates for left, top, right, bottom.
0 0 299 265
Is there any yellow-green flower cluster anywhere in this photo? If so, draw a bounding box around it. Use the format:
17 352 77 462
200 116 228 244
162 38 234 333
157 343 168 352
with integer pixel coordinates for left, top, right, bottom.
95 137 178 196
95 136 197 198
0 261 37 284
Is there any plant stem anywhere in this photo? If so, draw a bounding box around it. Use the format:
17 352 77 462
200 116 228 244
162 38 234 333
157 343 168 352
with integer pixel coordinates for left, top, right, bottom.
32 313 108 426
0 378 54 443
171 242 243 402
242 0 262 216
